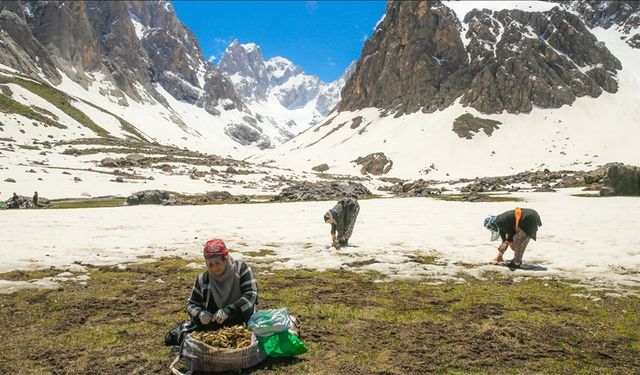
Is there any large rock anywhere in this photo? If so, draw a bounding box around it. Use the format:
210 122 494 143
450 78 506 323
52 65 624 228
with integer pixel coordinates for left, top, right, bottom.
353 152 393 175
452 113 502 139
126 190 176 206
273 181 372 201
601 163 640 196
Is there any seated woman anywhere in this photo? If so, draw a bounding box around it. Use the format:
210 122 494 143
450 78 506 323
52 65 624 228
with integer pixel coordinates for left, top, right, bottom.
187 239 258 329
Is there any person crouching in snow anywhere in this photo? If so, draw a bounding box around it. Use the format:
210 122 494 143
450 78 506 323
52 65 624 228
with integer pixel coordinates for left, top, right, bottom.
324 197 360 248
483 208 542 269
187 239 258 329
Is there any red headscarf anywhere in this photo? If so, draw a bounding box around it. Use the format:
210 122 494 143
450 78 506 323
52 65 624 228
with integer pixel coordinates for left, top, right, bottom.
203 239 228 260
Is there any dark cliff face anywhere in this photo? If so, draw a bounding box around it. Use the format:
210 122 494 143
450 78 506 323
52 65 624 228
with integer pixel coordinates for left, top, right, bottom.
338 1 469 116
0 3 61 84
338 0 626 116
0 0 246 113
460 7 621 114
560 1 640 48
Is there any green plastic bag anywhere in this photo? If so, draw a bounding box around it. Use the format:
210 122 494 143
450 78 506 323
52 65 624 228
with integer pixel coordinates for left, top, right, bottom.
257 331 308 357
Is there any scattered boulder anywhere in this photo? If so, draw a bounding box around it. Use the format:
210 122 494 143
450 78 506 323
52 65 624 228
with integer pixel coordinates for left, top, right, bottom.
311 163 329 173
602 163 640 196
273 181 372 201
100 158 118 168
115 176 124 183
4 177 16 183
599 186 616 196
380 179 442 197
125 153 146 163
126 190 177 206
74 177 82 182
533 184 557 192
62 148 81 156
353 152 393 175
188 191 249 204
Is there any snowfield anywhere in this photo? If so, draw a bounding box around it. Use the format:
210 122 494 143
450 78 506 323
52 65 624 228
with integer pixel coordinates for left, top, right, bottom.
1 189 639 294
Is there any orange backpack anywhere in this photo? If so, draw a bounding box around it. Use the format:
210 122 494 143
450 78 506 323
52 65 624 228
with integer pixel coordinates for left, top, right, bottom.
514 207 522 231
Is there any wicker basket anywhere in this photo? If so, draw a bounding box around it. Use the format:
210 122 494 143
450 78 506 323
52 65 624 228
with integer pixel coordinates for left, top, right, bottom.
172 332 267 374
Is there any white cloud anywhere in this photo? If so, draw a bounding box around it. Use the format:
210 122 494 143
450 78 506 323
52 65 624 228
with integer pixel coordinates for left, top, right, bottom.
208 55 217 63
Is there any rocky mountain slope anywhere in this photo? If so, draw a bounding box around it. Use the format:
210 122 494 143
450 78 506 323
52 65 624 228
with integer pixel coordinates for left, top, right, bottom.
219 40 354 136
259 0 640 179
0 0 300 151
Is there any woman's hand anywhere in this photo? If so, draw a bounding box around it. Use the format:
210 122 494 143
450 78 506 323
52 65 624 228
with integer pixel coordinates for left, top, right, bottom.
199 310 213 325
331 235 338 248
214 309 229 324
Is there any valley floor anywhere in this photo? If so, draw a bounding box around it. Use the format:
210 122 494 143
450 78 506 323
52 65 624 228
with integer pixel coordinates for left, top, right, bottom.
1 189 639 373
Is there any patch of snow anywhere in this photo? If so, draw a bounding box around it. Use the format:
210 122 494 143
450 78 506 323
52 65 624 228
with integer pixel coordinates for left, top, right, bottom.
1 190 639 291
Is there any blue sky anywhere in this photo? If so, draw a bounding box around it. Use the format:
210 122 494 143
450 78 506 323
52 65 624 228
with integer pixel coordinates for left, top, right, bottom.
171 1 386 82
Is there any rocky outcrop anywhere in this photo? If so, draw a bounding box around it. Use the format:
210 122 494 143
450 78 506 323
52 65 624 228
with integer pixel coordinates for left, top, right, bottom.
0 5 61 84
224 123 272 150
460 7 621 114
452 113 501 139
380 178 443 197
338 1 622 116
353 152 393 175
311 163 330 172
574 163 640 195
273 181 373 201
126 190 177 205
561 1 640 49
601 163 640 196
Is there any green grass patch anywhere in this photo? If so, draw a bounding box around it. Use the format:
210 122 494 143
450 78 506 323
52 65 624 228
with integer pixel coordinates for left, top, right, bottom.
0 259 638 374
0 93 67 128
10 77 109 136
49 197 126 209
17 144 40 150
79 99 148 142
407 253 442 265
243 249 277 257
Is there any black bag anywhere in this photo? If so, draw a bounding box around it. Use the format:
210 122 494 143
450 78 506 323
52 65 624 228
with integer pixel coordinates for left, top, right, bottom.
164 320 197 347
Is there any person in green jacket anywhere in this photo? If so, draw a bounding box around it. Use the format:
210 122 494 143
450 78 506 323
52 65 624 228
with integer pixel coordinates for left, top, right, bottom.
324 197 360 248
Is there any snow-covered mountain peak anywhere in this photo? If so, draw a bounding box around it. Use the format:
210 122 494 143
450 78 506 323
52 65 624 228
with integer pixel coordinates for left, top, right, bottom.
218 41 354 137
265 56 303 83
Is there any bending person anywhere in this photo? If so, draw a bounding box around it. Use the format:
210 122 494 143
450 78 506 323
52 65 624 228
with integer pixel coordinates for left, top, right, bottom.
324 197 360 248
483 207 542 269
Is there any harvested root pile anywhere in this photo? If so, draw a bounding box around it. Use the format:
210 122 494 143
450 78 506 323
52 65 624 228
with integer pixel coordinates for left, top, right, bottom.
191 325 252 349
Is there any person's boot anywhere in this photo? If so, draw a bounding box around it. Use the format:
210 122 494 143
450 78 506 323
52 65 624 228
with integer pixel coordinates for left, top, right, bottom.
504 260 521 270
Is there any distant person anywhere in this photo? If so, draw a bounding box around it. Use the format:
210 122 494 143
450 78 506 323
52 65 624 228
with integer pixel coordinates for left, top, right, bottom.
9 192 19 209
324 197 360 248
187 239 258 329
484 208 542 269
32 191 38 208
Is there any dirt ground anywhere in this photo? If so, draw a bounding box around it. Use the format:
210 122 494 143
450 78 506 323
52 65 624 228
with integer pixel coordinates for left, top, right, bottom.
0 258 638 374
